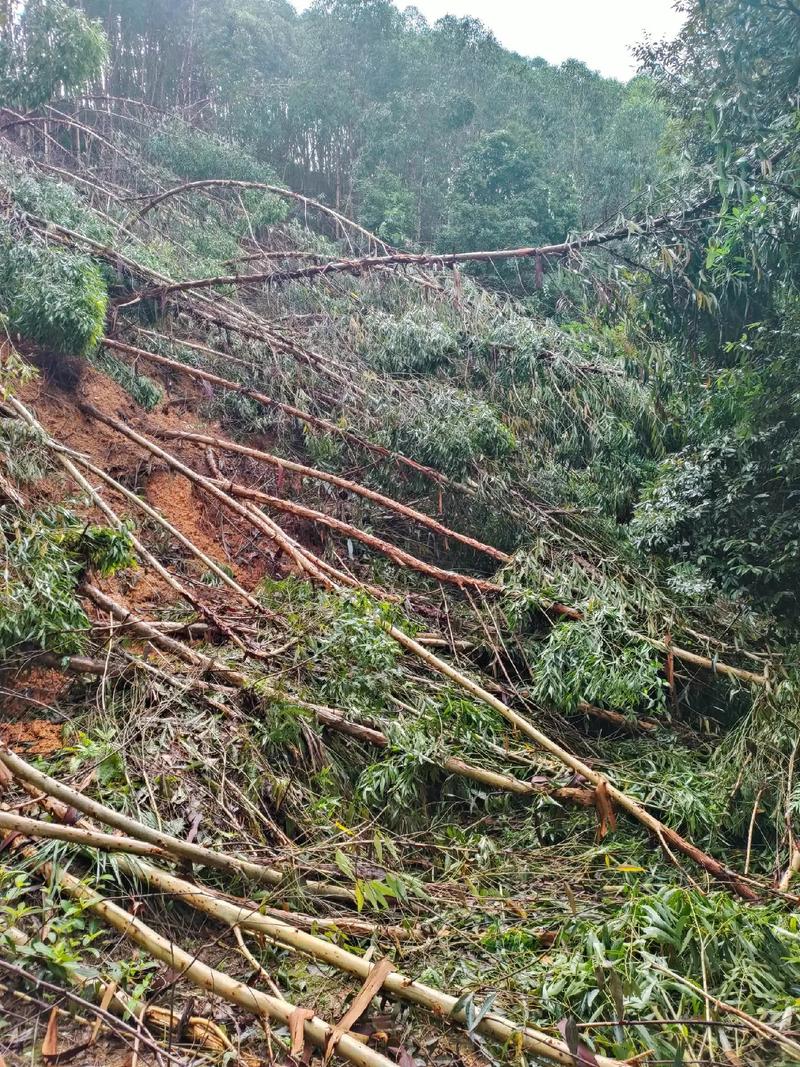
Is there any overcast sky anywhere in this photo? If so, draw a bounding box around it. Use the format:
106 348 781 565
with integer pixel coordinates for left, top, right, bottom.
294 0 686 81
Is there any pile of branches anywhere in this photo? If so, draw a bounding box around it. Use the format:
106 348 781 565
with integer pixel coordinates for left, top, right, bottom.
0 96 796 1067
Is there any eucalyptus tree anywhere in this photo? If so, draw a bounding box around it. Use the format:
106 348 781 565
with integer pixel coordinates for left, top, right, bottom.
0 0 107 108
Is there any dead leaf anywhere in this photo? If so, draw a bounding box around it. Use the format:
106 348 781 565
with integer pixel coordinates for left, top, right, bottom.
557 1018 599 1066
42 1007 59 1058
505 900 528 919
324 958 394 1064
594 779 617 841
89 981 118 1046
391 1048 417 1067
288 1006 314 1059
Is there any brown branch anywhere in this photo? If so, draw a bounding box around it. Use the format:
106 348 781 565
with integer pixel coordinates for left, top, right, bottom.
386 625 760 901
160 427 509 563
212 474 502 594
101 336 449 486
126 195 717 297
130 178 393 253
79 399 498 594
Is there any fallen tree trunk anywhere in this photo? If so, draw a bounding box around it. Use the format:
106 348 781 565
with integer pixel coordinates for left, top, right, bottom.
101 336 450 485
161 427 509 563
80 402 500 595
4 788 626 1066
80 588 596 810
0 809 169 859
131 177 394 254
130 177 715 284
385 625 760 901
47 863 397 1067
91 857 627 1067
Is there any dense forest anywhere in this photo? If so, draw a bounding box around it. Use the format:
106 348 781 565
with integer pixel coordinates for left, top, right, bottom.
0 1 799 1066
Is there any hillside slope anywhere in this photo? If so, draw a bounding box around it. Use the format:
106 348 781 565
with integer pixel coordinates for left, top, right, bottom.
2 9 800 1065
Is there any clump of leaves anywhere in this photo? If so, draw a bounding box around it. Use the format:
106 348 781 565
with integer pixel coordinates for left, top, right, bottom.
364 308 460 374
0 508 135 657
0 229 108 358
0 418 49 484
147 118 272 184
313 591 402 708
529 605 667 716
535 883 800 1061
1 867 105 981
378 382 515 479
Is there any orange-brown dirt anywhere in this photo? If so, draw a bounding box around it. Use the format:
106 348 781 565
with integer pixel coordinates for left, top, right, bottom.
15 361 280 596
2 357 293 737
0 719 64 756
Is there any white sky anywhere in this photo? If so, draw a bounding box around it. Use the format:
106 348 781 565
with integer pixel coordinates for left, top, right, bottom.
294 0 686 81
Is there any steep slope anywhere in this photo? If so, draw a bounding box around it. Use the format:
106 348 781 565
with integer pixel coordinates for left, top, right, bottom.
0 89 797 1067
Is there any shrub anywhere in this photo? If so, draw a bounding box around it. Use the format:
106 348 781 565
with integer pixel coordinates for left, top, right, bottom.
364 308 460 374
5 170 113 243
379 383 515 479
147 119 272 183
0 509 135 658
0 231 108 358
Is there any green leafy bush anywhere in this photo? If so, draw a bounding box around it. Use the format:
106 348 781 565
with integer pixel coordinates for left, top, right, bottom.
5 170 113 244
632 343 800 618
0 0 107 109
364 308 460 374
147 118 272 183
379 383 515 479
0 231 108 358
0 508 135 657
529 607 667 716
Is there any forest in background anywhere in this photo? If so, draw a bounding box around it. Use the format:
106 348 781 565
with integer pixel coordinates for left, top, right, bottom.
1 1 800 1066
60 0 671 247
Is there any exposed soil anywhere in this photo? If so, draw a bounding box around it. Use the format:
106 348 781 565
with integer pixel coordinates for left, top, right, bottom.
0 720 64 756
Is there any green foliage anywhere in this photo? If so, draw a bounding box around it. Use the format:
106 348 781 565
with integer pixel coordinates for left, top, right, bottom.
71 523 137 577
534 883 800 1060
0 0 107 109
439 126 578 274
378 382 515 479
356 166 417 247
0 336 37 397
1 868 104 980
0 229 108 358
632 330 800 617
147 118 273 183
313 591 402 708
363 308 460 374
0 418 50 484
72 1 666 255
4 168 113 244
529 607 667 717
0 508 134 657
